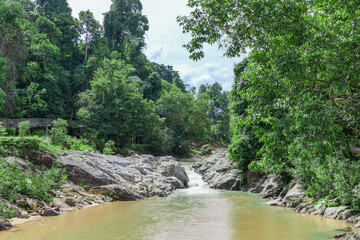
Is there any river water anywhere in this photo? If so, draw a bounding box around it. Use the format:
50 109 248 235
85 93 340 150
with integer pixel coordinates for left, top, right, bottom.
0 162 350 240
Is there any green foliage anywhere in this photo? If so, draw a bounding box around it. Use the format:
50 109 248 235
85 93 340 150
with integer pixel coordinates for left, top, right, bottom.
190 148 209 156
180 0 360 208
0 122 7 136
49 118 68 146
104 0 149 56
103 140 115 155
18 120 30 137
0 203 15 219
0 158 67 204
77 55 162 149
0 136 61 157
5 127 16 136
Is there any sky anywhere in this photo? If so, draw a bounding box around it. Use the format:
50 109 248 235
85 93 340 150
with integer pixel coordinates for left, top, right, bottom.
67 0 243 91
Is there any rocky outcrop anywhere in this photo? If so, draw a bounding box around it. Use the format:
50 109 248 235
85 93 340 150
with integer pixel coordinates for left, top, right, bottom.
1 151 189 231
52 151 188 200
192 150 241 190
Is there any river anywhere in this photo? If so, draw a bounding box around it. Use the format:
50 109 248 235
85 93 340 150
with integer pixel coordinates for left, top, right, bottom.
0 162 350 240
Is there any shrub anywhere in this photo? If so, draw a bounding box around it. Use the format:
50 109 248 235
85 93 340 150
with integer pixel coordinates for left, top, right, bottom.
0 136 61 157
0 122 7 136
18 120 30 137
5 127 16 136
49 118 68 146
0 158 67 204
103 140 115 155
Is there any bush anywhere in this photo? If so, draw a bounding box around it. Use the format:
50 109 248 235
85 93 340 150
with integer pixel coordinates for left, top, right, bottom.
18 120 30 137
0 158 67 204
5 127 16 136
0 122 7 136
0 136 61 157
49 118 68 146
103 140 115 155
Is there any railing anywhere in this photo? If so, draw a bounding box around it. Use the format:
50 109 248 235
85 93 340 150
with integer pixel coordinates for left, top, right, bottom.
0 118 77 128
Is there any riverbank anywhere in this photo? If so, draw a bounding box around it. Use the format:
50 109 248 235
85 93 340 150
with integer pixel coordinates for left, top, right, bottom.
193 149 359 239
0 150 189 231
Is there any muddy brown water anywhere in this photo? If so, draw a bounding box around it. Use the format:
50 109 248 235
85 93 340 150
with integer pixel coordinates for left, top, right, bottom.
0 162 351 240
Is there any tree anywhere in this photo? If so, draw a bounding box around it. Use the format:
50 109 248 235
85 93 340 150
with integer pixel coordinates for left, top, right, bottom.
77 54 161 148
78 10 102 62
179 0 360 206
198 82 230 142
104 0 149 55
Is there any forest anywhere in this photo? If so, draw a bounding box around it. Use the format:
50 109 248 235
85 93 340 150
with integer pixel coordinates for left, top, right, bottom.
0 0 230 156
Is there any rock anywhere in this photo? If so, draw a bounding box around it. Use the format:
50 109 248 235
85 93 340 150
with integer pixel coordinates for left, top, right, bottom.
323 206 348 219
347 213 360 223
260 177 282 198
154 156 189 186
280 184 305 207
56 151 189 198
338 221 360 240
20 211 29 219
246 170 263 183
266 199 281 206
192 150 241 190
33 151 57 168
64 197 76 207
42 208 60 217
89 185 141 201
26 199 37 210
248 176 267 193
337 209 358 220
0 217 12 231
29 212 40 217
312 202 327 216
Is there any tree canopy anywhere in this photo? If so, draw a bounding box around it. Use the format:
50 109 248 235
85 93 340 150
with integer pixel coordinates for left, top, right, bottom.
179 0 360 208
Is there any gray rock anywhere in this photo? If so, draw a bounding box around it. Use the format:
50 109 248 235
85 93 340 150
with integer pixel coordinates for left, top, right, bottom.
54 151 189 199
42 208 60 217
337 209 358 220
347 213 360 223
323 206 348 219
266 199 281 206
280 184 305 207
0 217 12 231
192 150 241 190
312 202 327 216
260 177 282 198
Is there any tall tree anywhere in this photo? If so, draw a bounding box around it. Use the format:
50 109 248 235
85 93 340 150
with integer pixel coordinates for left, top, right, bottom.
103 0 149 55
78 10 102 62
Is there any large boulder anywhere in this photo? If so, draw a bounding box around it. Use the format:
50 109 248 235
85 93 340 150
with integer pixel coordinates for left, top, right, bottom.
260 177 282 198
279 184 305 208
193 150 241 190
323 206 349 219
50 151 189 199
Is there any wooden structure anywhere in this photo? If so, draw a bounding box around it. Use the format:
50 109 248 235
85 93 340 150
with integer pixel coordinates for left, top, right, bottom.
0 118 78 134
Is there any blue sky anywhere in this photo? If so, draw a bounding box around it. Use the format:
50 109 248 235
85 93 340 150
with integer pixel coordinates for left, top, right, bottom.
68 0 243 91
